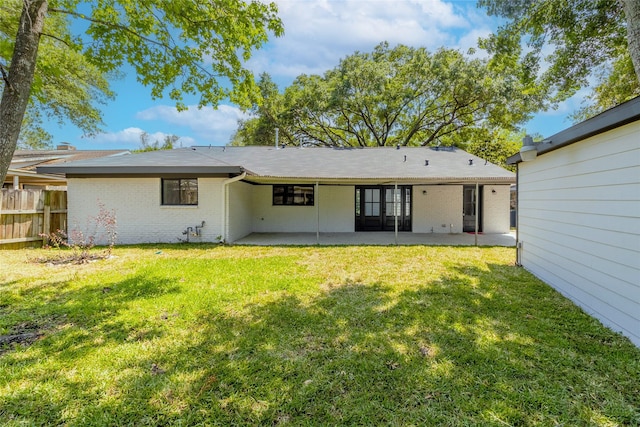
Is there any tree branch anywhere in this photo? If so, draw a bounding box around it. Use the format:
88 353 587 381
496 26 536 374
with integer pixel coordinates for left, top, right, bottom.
0 63 13 91
49 7 217 81
49 8 166 49
40 32 71 47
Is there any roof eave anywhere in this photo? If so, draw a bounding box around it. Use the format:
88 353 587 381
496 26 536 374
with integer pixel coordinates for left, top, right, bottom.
244 176 515 185
36 165 244 176
508 96 640 165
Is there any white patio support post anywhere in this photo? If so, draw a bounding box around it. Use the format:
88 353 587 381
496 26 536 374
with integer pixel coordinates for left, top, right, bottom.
394 182 398 245
474 181 479 246
316 181 320 245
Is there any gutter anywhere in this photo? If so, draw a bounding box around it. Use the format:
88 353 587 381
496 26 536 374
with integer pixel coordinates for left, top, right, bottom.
507 96 640 165
221 171 247 243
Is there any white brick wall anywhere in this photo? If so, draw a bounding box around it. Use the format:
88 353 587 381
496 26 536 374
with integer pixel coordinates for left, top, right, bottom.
412 185 463 233
251 185 354 233
227 181 253 242
67 179 511 245
67 177 224 244
482 184 511 233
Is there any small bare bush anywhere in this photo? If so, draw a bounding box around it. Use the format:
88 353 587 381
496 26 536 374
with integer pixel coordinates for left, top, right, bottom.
38 202 117 264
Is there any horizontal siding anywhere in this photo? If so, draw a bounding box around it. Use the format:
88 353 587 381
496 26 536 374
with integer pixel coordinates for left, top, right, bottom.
522 249 640 343
518 120 640 347
519 198 639 219
521 166 639 193
519 226 638 295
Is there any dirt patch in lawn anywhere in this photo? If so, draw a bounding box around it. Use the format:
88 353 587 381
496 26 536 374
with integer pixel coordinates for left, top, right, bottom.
0 321 44 354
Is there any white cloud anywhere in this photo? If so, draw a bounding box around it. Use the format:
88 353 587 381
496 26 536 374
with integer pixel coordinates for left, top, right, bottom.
249 0 473 80
87 127 197 149
135 104 250 144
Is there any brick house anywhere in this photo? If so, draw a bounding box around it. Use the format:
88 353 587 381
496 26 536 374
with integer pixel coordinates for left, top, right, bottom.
39 145 514 244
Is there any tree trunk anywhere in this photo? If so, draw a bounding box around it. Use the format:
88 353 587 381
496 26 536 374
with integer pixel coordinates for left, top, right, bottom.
622 0 640 83
0 0 47 185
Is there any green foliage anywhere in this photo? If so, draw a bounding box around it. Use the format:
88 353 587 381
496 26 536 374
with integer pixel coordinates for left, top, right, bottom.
478 0 632 110
50 0 283 110
232 43 538 148
16 109 53 149
136 132 180 152
1 246 639 425
572 54 640 122
0 0 113 145
229 73 286 146
451 128 524 172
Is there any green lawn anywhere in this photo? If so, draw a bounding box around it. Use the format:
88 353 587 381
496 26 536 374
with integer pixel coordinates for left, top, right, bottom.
1 245 638 426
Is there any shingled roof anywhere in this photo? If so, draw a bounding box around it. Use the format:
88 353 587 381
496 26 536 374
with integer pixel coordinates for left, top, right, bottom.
38 146 515 184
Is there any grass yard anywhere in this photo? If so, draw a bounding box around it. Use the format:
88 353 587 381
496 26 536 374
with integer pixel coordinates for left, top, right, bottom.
1 245 639 426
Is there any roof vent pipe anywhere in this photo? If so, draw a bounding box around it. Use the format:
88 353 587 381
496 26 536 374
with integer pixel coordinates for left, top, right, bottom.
425 160 429 166
275 127 279 149
404 155 406 162
469 159 473 166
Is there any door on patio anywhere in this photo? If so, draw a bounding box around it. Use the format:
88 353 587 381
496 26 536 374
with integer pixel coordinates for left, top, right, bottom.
463 185 483 232
355 186 411 231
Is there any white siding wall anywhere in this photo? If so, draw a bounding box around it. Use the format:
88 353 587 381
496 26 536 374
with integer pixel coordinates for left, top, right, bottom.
482 185 511 233
226 181 253 243
518 121 640 346
251 185 353 233
67 177 224 244
412 185 463 233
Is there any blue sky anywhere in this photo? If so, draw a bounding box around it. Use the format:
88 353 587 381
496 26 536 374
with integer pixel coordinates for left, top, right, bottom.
45 0 586 150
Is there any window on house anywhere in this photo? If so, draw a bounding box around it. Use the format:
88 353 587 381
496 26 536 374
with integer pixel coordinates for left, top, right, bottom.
162 178 198 205
273 185 314 206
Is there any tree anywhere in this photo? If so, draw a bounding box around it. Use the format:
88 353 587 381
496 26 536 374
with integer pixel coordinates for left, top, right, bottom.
0 0 283 183
477 0 639 115
572 54 640 122
136 132 180 152
1 0 114 149
229 73 291 146
453 128 527 172
232 43 539 148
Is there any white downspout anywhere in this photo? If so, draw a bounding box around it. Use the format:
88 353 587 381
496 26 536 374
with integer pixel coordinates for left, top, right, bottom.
221 171 246 243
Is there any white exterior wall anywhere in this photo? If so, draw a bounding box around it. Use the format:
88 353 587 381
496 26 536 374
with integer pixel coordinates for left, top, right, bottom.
412 185 463 233
319 186 354 232
251 185 353 233
482 185 511 233
67 177 224 244
226 181 253 243
518 121 640 346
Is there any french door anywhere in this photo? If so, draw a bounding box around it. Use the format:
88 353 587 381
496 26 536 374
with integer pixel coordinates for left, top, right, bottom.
355 186 411 231
463 185 483 232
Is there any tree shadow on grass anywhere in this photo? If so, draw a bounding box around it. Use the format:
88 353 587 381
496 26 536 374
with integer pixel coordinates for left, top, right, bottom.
1 261 639 426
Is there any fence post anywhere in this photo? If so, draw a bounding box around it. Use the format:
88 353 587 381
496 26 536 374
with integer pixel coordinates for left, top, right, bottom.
42 191 51 246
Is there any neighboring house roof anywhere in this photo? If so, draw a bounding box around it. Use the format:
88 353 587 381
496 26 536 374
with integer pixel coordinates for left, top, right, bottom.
508 96 640 164
5 147 131 188
10 148 131 171
38 146 515 184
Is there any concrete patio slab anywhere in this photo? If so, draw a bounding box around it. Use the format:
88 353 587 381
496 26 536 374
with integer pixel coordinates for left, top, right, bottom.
233 231 516 246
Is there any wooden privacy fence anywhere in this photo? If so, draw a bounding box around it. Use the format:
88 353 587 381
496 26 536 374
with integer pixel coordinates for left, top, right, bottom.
0 189 67 249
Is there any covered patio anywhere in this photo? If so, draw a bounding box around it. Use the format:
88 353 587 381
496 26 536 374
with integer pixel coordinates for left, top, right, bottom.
234 231 516 246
